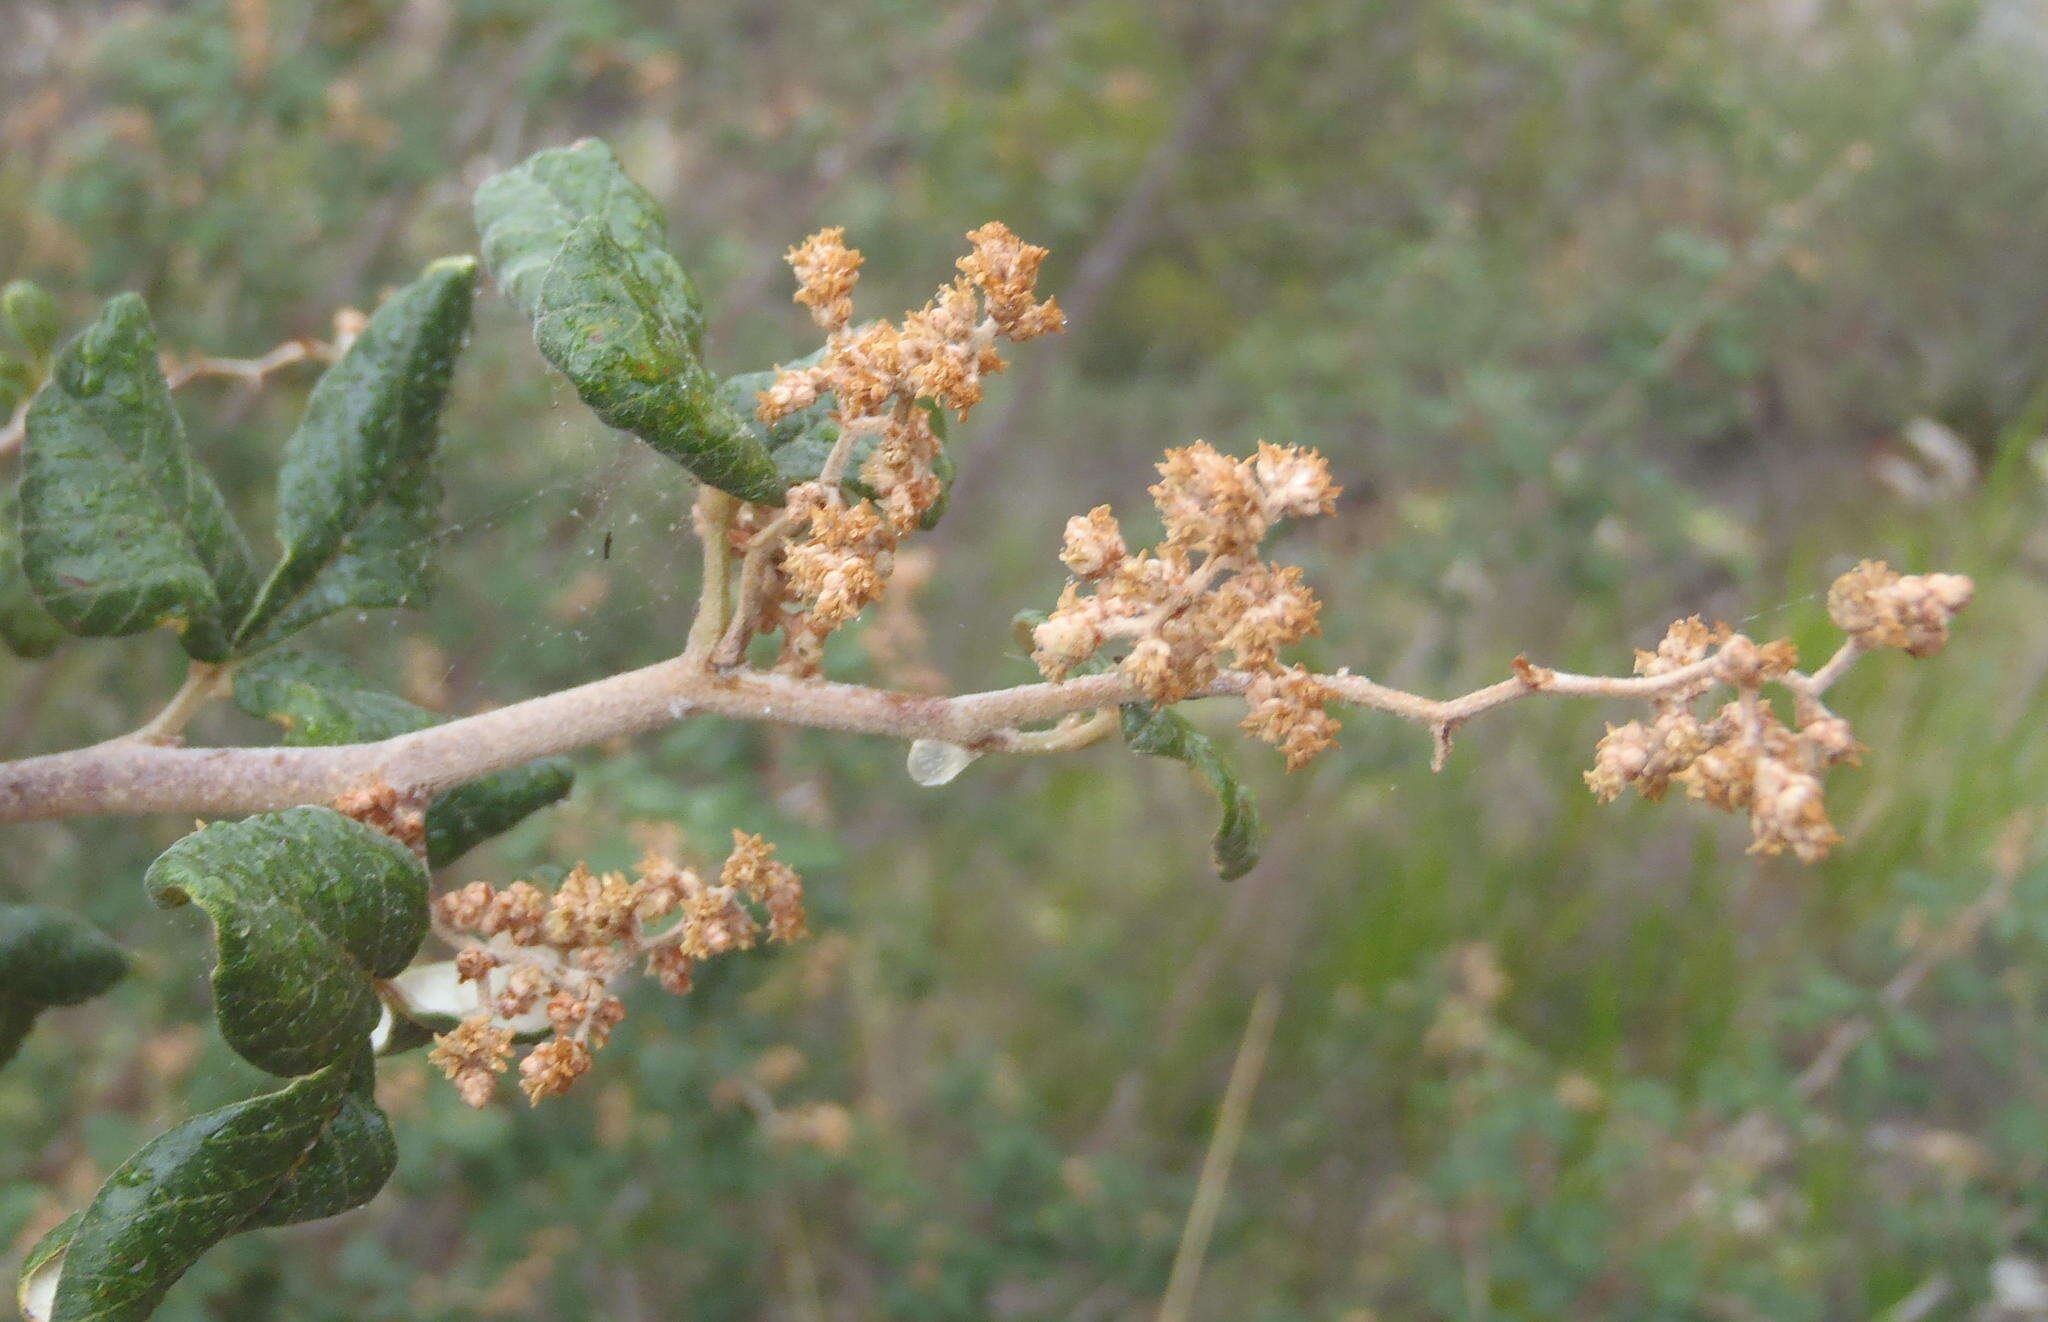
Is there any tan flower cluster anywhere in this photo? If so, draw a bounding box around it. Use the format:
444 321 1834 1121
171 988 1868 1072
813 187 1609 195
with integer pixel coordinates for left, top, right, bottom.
1827 560 1975 658
1030 441 1343 769
1584 560 1972 862
427 831 806 1106
331 781 426 856
746 223 1064 675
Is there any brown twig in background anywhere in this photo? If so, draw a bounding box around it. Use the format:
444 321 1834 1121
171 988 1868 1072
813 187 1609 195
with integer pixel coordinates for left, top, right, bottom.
1155 983 1281 1322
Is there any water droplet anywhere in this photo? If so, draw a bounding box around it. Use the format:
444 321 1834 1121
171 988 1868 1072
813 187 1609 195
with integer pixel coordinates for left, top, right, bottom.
906 739 976 787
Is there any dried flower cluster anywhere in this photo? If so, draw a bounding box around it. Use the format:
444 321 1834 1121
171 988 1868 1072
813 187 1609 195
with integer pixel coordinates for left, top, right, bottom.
1827 559 1975 658
1585 563 1973 861
1029 441 1343 768
739 223 1064 674
426 831 806 1106
331 781 426 856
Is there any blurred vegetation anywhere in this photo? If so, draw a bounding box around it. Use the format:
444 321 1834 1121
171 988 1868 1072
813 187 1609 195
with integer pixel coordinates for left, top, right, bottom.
3 0 2047 1317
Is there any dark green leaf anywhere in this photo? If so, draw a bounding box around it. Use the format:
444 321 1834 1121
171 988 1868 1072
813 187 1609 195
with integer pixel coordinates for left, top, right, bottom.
0 904 130 1007
0 1000 36 1072
532 219 783 503
238 1059 395 1230
18 294 255 660
425 759 573 867
36 1059 391 1322
0 489 65 658
1120 704 1263 880
237 257 476 650
143 807 428 1077
232 650 573 863
0 903 130 1069
473 138 703 346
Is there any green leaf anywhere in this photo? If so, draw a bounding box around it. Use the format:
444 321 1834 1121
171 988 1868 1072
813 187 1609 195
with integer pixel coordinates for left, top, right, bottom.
231 650 573 864
32 1057 392 1322
532 219 784 503
473 138 703 345
424 760 573 867
3 280 63 362
231 648 437 745
143 807 428 1077
18 294 255 661
1009 609 1261 879
0 903 130 1068
1120 704 1264 880
0 489 65 658
237 1071 395 1230
236 257 476 650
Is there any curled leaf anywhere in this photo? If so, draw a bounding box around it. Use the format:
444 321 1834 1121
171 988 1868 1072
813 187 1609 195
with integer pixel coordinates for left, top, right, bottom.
29 1057 391 1322
143 807 428 1077
532 220 783 503
1121 704 1264 881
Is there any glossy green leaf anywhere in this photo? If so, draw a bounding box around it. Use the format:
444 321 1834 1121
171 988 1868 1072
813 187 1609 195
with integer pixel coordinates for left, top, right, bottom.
473 138 703 346
0 489 65 658
18 294 255 661
232 650 573 864
532 219 784 503
143 807 428 1077
237 257 476 650
237 1073 395 1230
1120 703 1264 881
424 759 573 867
32 1057 391 1322
0 903 130 1068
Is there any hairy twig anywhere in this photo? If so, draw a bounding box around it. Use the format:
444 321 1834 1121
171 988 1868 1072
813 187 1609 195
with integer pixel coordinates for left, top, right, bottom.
0 629 1879 822
121 661 236 747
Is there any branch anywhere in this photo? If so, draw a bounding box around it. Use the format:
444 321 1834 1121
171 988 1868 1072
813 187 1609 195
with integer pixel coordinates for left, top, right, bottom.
0 635 1867 823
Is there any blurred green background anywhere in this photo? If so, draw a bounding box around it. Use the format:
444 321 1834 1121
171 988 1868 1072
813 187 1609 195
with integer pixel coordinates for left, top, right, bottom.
3 1 2047 1318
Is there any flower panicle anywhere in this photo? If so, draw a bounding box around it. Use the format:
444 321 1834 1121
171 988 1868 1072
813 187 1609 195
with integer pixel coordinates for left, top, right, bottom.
427 830 806 1106
1030 439 1343 768
744 221 1064 677
1584 561 1972 862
